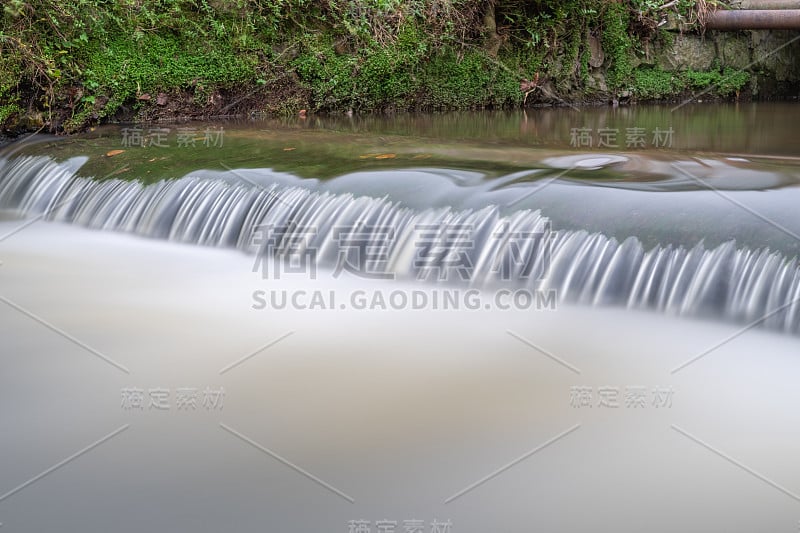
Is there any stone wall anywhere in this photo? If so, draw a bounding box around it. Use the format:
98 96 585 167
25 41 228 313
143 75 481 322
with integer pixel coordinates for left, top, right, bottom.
651 28 800 98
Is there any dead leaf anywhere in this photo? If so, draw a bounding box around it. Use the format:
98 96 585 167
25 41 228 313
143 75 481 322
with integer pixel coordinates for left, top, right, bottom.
109 166 130 176
375 154 396 159
106 150 125 157
283 147 296 151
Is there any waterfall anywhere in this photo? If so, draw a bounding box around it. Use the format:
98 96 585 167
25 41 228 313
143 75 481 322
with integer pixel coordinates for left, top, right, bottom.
1 155 798 334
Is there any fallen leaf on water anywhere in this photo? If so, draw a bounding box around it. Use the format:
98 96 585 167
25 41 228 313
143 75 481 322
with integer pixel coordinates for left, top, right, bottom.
106 150 125 157
109 166 130 176
374 154 396 159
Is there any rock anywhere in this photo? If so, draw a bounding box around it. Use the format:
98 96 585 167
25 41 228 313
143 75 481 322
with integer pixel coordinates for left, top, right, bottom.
718 33 752 70
588 33 604 68
586 70 608 93
751 30 800 82
17 112 44 130
657 34 716 71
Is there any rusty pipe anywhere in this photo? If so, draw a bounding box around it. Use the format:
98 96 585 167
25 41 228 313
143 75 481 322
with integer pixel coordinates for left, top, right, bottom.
706 9 800 29
738 0 800 9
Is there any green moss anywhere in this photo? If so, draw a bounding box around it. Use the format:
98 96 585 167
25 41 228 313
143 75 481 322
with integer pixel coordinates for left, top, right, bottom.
419 52 483 108
684 69 718 89
634 66 751 101
292 39 359 109
633 67 682 99
716 67 751 96
86 34 257 118
684 67 750 97
601 2 633 90
0 103 22 126
418 50 519 109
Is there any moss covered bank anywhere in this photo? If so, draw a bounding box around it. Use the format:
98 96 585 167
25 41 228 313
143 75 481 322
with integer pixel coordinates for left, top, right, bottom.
1 0 798 135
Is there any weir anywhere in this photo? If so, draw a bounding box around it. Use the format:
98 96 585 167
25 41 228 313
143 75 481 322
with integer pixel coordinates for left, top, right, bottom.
1 154 798 334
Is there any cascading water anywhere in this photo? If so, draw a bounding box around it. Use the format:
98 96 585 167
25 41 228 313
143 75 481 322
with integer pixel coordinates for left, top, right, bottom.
1 154 798 333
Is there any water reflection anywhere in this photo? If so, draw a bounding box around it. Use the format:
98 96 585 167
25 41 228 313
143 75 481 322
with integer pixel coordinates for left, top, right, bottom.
244 102 799 156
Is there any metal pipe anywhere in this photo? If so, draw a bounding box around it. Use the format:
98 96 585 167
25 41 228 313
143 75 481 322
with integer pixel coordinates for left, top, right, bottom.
706 9 800 29
738 0 800 9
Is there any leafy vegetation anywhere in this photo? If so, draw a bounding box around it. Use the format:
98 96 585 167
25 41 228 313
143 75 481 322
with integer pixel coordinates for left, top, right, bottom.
601 2 633 90
0 0 753 134
632 65 750 100
633 67 682 100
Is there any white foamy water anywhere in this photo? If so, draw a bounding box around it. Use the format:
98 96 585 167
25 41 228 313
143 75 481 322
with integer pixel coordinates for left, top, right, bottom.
1 220 799 532
1 155 799 335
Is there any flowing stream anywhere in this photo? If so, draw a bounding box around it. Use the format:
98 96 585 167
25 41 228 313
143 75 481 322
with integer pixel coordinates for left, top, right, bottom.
1 105 799 532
